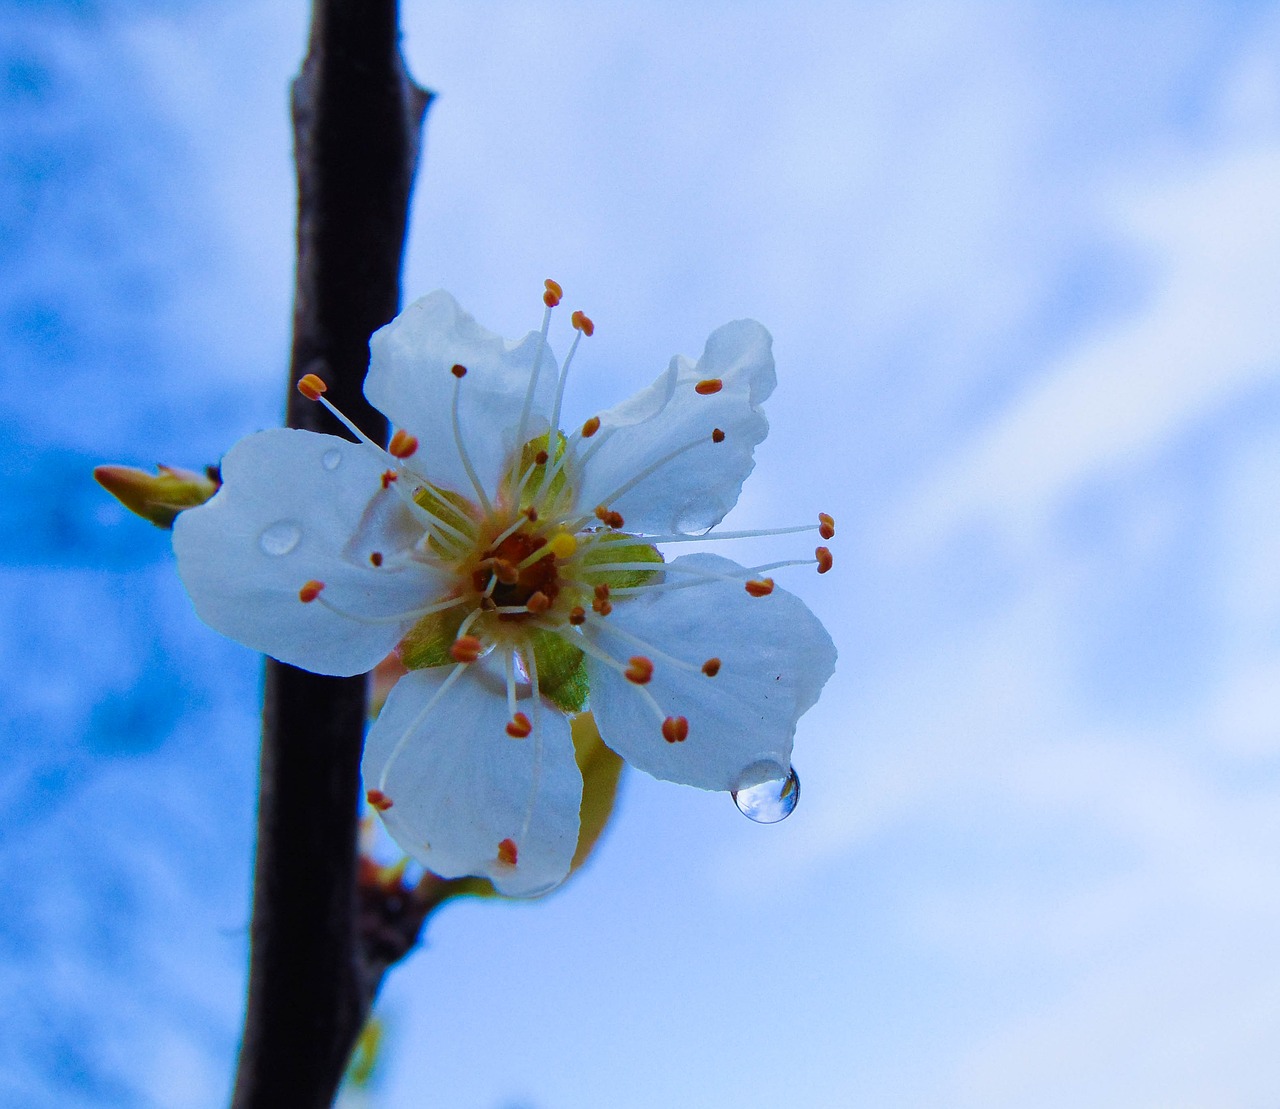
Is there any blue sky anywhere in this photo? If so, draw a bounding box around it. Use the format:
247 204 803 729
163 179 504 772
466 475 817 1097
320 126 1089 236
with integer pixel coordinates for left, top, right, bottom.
4 2 1280 1106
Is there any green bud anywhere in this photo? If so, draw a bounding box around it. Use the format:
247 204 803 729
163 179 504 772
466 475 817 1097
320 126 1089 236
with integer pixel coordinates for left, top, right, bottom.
94 463 219 529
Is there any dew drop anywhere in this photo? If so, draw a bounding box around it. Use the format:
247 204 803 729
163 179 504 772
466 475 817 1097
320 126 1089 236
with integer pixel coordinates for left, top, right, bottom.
258 520 302 556
732 760 799 823
322 448 342 470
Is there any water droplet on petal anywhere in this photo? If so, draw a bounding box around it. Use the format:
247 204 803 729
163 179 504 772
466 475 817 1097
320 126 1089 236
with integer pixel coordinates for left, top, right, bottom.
322 448 342 470
732 761 799 823
258 520 302 556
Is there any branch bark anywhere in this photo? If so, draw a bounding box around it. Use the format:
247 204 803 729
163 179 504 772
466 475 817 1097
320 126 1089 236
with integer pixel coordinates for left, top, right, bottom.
231 4 429 1106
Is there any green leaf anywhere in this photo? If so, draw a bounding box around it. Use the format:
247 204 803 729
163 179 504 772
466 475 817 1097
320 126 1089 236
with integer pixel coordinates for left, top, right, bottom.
531 627 589 713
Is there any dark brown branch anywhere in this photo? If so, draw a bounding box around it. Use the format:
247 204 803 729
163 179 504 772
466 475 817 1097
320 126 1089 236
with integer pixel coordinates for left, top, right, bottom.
231 3 430 1106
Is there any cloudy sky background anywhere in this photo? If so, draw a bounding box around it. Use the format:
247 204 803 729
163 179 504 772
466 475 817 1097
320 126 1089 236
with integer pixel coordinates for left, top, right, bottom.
4 1 1280 1105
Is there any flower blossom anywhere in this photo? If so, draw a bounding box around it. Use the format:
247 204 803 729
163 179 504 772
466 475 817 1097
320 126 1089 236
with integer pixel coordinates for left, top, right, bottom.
174 285 836 896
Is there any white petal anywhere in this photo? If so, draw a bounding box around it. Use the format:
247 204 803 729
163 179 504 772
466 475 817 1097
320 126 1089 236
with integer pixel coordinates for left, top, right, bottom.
173 428 446 676
583 553 835 790
364 666 583 897
366 291 560 501
572 320 775 534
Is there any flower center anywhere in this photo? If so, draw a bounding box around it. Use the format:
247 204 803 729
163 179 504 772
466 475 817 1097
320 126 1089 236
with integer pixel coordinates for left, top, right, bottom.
474 530 561 615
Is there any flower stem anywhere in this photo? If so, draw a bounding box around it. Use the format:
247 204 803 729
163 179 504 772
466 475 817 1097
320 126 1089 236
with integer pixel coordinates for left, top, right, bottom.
231 3 432 1107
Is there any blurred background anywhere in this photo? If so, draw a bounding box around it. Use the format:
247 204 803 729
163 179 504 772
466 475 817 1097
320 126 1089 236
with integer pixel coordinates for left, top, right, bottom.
4 1 1280 1105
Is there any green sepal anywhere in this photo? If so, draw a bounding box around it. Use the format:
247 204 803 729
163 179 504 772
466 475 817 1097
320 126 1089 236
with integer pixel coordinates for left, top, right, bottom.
531 627 590 713
513 431 569 508
412 483 478 556
580 532 664 589
398 605 466 670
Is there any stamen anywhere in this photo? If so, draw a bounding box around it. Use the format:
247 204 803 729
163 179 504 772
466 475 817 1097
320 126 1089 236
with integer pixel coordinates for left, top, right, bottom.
513 538 552 573
497 838 519 867
548 323 587 441
526 591 551 615
592 583 612 616
569 606 586 625
316 593 468 627
662 716 689 743
819 512 836 540
451 372 495 515
712 427 725 443
505 649 519 719
506 712 532 739
369 551 383 567
388 429 418 459
299 580 325 603
366 788 393 812
702 658 721 677
582 416 601 438
571 310 595 336
695 378 723 396
594 505 625 529
547 532 578 560
381 470 398 490
745 578 774 597
816 546 833 574
520 648 546 843
636 523 822 544
297 373 327 400
516 292 556 453
451 363 467 378
449 635 484 663
535 450 549 465
624 656 654 684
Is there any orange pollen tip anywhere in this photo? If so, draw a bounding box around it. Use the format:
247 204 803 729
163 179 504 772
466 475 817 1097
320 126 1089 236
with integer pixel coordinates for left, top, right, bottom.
535 450 549 465
388 430 418 459
569 605 586 625
297 373 327 400
370 551 384 567
818 512 835 539
624 656 654 684
702 657 721 677
745 578 775 598
582 416 601 438
593 505 623 527
450 635 484 663
506 712 532 739
487 558 519 585
695 378 723 396
662 716 689 743
816 546 833 574
592 597 613 616
712 428 726 443
381 469 398 489
299 580 325 603
543 279 563 307
571 310 595 336
366 789 393 812
451 363 467 378
594 583 610 600
497 838 519 866
526 591 551 615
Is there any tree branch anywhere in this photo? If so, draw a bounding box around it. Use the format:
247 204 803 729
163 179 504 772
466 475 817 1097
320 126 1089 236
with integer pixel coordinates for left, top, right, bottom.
231 3 430 1106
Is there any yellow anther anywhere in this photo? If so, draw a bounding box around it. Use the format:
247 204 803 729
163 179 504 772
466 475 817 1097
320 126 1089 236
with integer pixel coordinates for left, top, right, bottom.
297 373 327 400
816 546 833 574
388 429 418 459
543 279 563 308
547 532 578 560
818 512 835 540
571 310 595 336
497 837 519 866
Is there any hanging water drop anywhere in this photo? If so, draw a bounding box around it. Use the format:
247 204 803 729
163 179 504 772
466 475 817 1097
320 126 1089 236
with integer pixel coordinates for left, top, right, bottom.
322 448 342 470
732 761 799 823
258 520 302 556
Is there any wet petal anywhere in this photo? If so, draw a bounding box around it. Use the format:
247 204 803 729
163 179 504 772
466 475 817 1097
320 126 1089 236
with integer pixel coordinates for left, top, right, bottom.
364 666 583 897
366 290 560 501
173 428 445 676
572 320 774 534
583 553 835 790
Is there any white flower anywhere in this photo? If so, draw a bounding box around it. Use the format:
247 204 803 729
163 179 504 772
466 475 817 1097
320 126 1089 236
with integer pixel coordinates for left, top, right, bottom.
174 286 836 896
